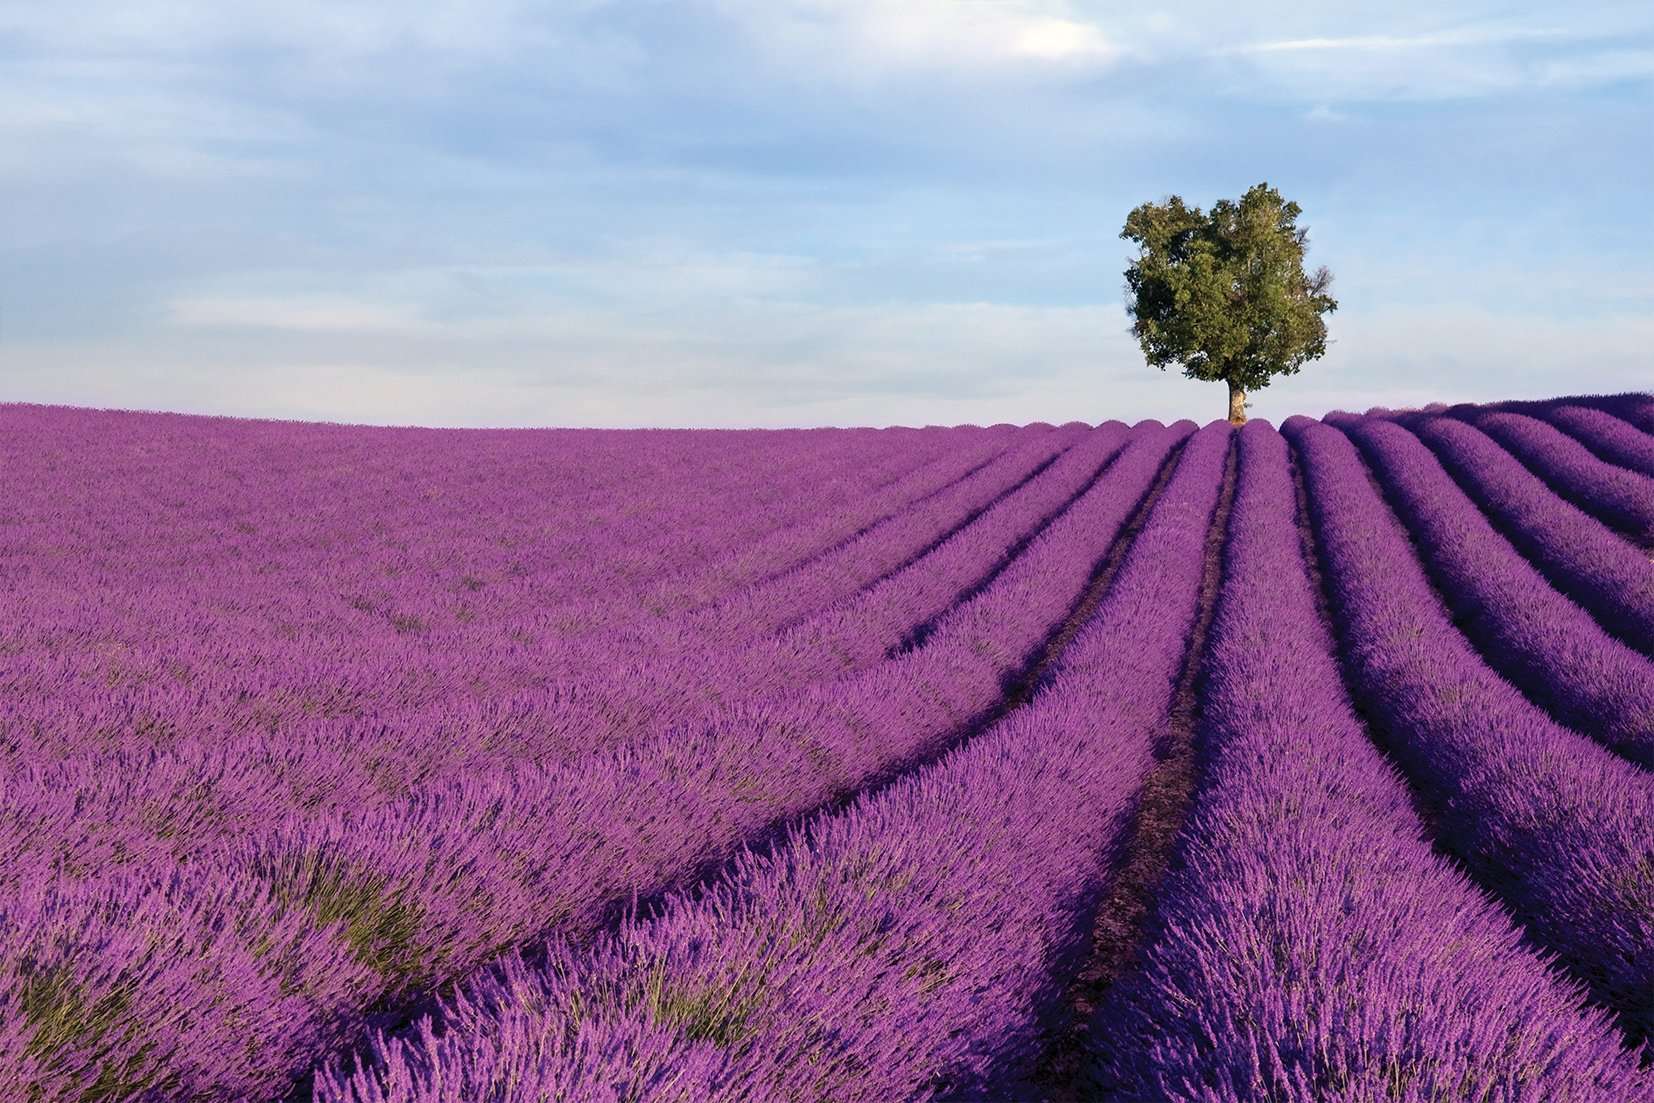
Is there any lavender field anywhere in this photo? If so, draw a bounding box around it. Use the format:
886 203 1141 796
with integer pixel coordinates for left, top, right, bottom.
3 393 1653 1102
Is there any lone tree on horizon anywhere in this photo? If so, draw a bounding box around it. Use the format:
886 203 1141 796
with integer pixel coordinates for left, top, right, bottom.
1121 183 1336 425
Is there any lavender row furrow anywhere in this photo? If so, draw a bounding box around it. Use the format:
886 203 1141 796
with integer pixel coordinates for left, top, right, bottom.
644 428 1025 613
691 425 1093 643
0 426 1050 788
1332 413 1654 764
0 424 1192 1101
1472 410 1654 544
1408 394 1654 439
1091 420 1645 1101
1399 414 1654 655
0 416 972 759
431 430 1072 738
0 411 978 669
1543 404 1654 479
1613 395 1654 435
1471 392 1654 438
401 423 1126 746
727 423 1133 696
1284 415 1654 1054
568 427 981 601
0 428 1135 864
315 423 1235 1103
622 428 956 598
467 424 1000 627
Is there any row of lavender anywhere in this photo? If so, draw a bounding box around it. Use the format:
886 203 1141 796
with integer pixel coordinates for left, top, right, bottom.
273 387 1654 1098
1284 407 1654 1054
1400 393 1654 545
2 393 1652 1099
1 418 1148 875
318 399 1654 1100
1 406 1059 1099
1330 414 1654 761
1 410 1189 1098
1 414 1042 755
0 416 1101 873
314 421 1237 1102
6 418 1154 824
1090 421 1642 1099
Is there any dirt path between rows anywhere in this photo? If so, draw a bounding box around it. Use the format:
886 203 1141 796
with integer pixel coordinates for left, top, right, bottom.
1022 435 1237 1101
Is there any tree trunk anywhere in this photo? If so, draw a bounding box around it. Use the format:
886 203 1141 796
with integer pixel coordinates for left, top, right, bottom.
1227 381 1246 426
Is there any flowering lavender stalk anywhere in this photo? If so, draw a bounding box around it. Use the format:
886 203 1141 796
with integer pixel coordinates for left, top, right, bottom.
1089 420 1647 1101
1285 415 1654 1054
1473 410 1654 544
1399 413 1654 655
1331 412 1654 764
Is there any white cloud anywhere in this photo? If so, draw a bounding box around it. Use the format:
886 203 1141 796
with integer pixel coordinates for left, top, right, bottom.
1005 16 1115 62
0 1 550 61
1537 48 1654 86
0 3 636 185
158 244 823 335
1303 104 1349 123
484 246 822 304
1215 13 1654 101
166 296 430 334
718 0 1116 78
1229 26 1570 54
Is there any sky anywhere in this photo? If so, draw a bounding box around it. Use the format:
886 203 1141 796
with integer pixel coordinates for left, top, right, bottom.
2 1 1652 428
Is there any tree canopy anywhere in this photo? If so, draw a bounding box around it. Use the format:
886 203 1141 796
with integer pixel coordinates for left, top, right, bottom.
1121 183 1336 423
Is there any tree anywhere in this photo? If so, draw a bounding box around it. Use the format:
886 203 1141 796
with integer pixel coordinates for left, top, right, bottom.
1121 183 1336 425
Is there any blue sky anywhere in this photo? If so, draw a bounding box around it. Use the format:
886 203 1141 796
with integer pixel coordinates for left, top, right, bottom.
2 2 1651 428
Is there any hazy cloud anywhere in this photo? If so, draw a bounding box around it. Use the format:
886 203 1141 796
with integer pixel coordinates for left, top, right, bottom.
1229 26 1570 55
717 0 1117 77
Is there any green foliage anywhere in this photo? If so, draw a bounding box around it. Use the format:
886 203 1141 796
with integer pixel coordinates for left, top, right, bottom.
19 964 159 1103
1121 183 1337 396
306 870 426 980
269 853 428 983
640 960 767 1048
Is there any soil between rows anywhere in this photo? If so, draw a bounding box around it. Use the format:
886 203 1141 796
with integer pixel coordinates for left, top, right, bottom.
1020 433 1237 1101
